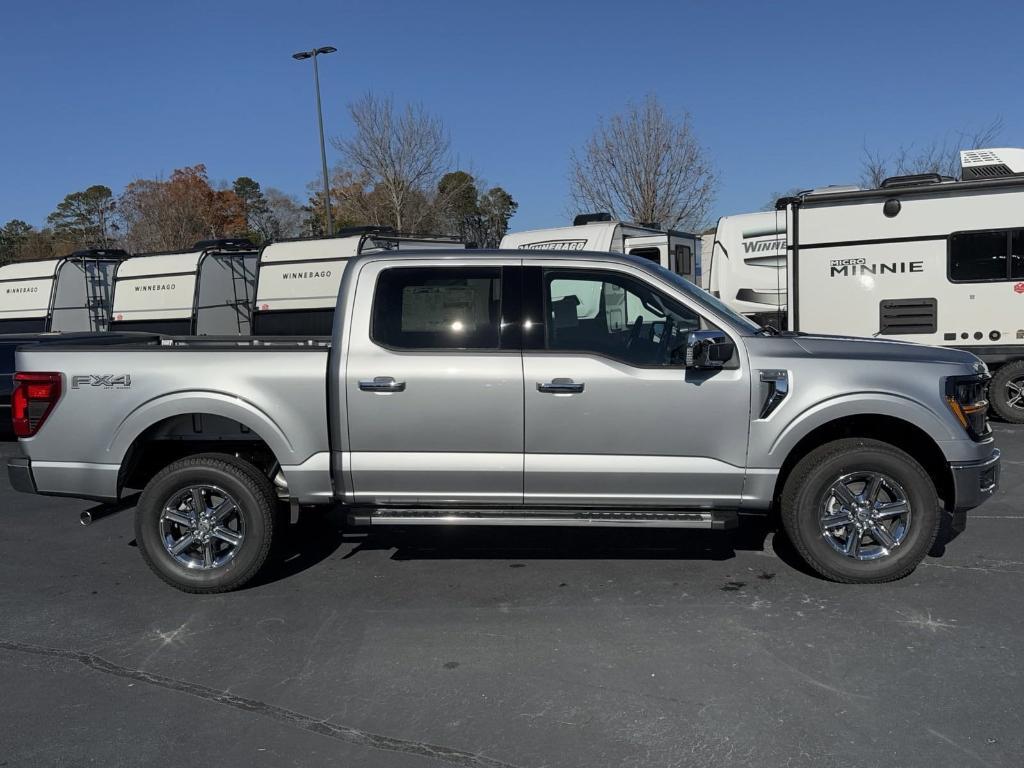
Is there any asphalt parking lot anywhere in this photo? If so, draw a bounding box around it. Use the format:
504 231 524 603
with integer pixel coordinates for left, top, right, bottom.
1 429 1021 768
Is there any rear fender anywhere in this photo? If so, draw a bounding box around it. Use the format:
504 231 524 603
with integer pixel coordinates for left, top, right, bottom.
106 391 296 466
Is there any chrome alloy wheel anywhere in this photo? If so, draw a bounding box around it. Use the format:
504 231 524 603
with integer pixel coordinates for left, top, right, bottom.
1004 376 1024 412
159 485 245 570
819 472 911 561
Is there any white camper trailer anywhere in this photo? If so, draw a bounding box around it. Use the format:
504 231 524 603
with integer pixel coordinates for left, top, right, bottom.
109 239 257 335
0 249 125 334
500 214 701 285
783 147 1024 422
252 228 463 335
702 210 789 327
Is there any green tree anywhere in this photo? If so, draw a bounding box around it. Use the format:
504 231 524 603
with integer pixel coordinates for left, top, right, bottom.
437 171 480 241
476 187 518 247
0 219 34 264
433 173 517 247
46 185 117 248
232 176 276 242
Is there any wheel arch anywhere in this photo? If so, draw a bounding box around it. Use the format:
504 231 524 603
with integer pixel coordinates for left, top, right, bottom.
771 414 954 513
113 396 294 495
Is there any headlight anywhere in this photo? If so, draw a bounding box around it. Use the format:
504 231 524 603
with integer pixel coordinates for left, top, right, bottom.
945 374 991 440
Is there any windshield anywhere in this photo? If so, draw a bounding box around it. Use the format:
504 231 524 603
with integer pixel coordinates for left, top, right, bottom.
639 260 762 334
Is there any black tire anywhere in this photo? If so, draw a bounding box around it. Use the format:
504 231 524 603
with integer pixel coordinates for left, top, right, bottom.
988 360 1024 424
135 453 278 593
780 438 940 584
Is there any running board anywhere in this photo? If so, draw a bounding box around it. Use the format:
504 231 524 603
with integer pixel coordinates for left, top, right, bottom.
348 508 738 530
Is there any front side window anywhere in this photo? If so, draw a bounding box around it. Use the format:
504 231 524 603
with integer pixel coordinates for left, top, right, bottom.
949 229 1024 282
543 269 703 367
372 267 501 350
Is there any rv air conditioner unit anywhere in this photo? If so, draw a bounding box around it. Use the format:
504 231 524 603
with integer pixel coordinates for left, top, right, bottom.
960 148 1024 179
573 212 613 226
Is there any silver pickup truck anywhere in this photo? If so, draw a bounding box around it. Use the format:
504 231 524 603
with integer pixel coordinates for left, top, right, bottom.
7 250 1000 592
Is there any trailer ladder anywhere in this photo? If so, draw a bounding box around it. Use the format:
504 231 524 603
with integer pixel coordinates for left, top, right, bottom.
226 255 254 334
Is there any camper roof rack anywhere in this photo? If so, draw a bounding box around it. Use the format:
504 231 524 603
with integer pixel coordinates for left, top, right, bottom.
880 173 953 189
192 238 256 251
573 212 613 226
68 248 129 259
335 225 398 237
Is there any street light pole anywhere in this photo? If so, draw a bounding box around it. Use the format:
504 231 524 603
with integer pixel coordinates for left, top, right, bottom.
292 46 337 235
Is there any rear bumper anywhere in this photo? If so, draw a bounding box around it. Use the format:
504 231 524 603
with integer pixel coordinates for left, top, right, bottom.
6 456 119 502
7 457 36 494
949 449 1000 512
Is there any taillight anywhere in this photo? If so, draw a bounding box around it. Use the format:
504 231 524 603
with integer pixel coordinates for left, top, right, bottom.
11 372 62 438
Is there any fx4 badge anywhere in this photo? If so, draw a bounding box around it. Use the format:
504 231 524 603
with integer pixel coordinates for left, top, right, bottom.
71 374 132 389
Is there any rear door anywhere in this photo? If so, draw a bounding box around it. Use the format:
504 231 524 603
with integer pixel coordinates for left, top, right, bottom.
343 258 524 506
521 259 751 508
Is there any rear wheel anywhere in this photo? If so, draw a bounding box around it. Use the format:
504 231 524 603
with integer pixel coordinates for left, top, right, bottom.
780 438 941 583
135 453 278 593
989 360 1024 424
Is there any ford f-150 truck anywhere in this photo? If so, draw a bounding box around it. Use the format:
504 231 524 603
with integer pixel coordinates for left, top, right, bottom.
6 250 1000 592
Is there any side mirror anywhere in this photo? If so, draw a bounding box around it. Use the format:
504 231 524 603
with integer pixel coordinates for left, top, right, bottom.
685 330 735 370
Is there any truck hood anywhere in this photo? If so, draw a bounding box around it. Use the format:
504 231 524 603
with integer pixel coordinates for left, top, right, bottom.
787 333 982 368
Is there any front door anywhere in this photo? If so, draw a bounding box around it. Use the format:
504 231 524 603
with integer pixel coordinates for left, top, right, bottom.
344 260 524 506
522 261 751 508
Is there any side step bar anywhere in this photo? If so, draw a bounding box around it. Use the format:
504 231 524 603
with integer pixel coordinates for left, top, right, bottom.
348 509 738 530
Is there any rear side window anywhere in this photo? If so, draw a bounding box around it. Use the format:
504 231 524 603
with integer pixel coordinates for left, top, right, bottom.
371 267 501 350
949 229 1024 282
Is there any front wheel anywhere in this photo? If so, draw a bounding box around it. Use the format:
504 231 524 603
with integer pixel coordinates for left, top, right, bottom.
780 438 941 583
988 360 1024 424
135 453 279 593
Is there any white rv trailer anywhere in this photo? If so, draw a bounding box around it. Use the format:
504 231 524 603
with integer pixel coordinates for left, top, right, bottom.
252 227 463 335
783 147 1024 421
109 239 258 335
500 214 701 285
702 210 789 327
0 249 125 334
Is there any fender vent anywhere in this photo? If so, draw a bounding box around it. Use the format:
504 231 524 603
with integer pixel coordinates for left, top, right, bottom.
879 297 937 335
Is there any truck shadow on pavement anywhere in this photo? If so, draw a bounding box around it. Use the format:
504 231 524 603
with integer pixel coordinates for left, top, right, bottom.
248 510 827 586
248 506 963 588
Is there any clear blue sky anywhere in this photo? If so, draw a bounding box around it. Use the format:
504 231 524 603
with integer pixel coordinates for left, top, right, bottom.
1 0 1021 233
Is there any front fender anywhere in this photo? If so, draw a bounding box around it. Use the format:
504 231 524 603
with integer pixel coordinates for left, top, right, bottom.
764 391 960 464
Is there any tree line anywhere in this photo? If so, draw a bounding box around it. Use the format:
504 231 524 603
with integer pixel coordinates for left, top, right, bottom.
0 93 521 266
1 89 1003 266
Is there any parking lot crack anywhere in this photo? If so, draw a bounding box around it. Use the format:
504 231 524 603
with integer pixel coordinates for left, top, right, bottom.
0 639 521 768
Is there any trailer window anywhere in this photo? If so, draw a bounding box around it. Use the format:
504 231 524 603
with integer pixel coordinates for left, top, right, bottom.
949 229 1024 282
674 245 692 276
1013 231 1024 278
629 247 662 266
372 267 501 350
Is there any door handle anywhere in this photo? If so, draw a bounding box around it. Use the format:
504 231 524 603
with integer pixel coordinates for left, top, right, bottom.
359 376 406 392
537 378 585 394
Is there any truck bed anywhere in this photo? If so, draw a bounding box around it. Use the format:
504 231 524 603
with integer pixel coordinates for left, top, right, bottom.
12 339 333 501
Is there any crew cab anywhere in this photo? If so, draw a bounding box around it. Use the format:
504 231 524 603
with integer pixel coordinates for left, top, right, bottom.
7 250 1000 592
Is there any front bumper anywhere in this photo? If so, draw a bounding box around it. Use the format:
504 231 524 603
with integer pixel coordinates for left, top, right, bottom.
7 457 37 495
949 449 1000 512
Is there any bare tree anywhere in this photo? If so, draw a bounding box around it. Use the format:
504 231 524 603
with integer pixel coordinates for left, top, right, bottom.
760 187 806 212
860 117 1004 187
264 188 305 239
332 93 452 232
569 95 716 231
